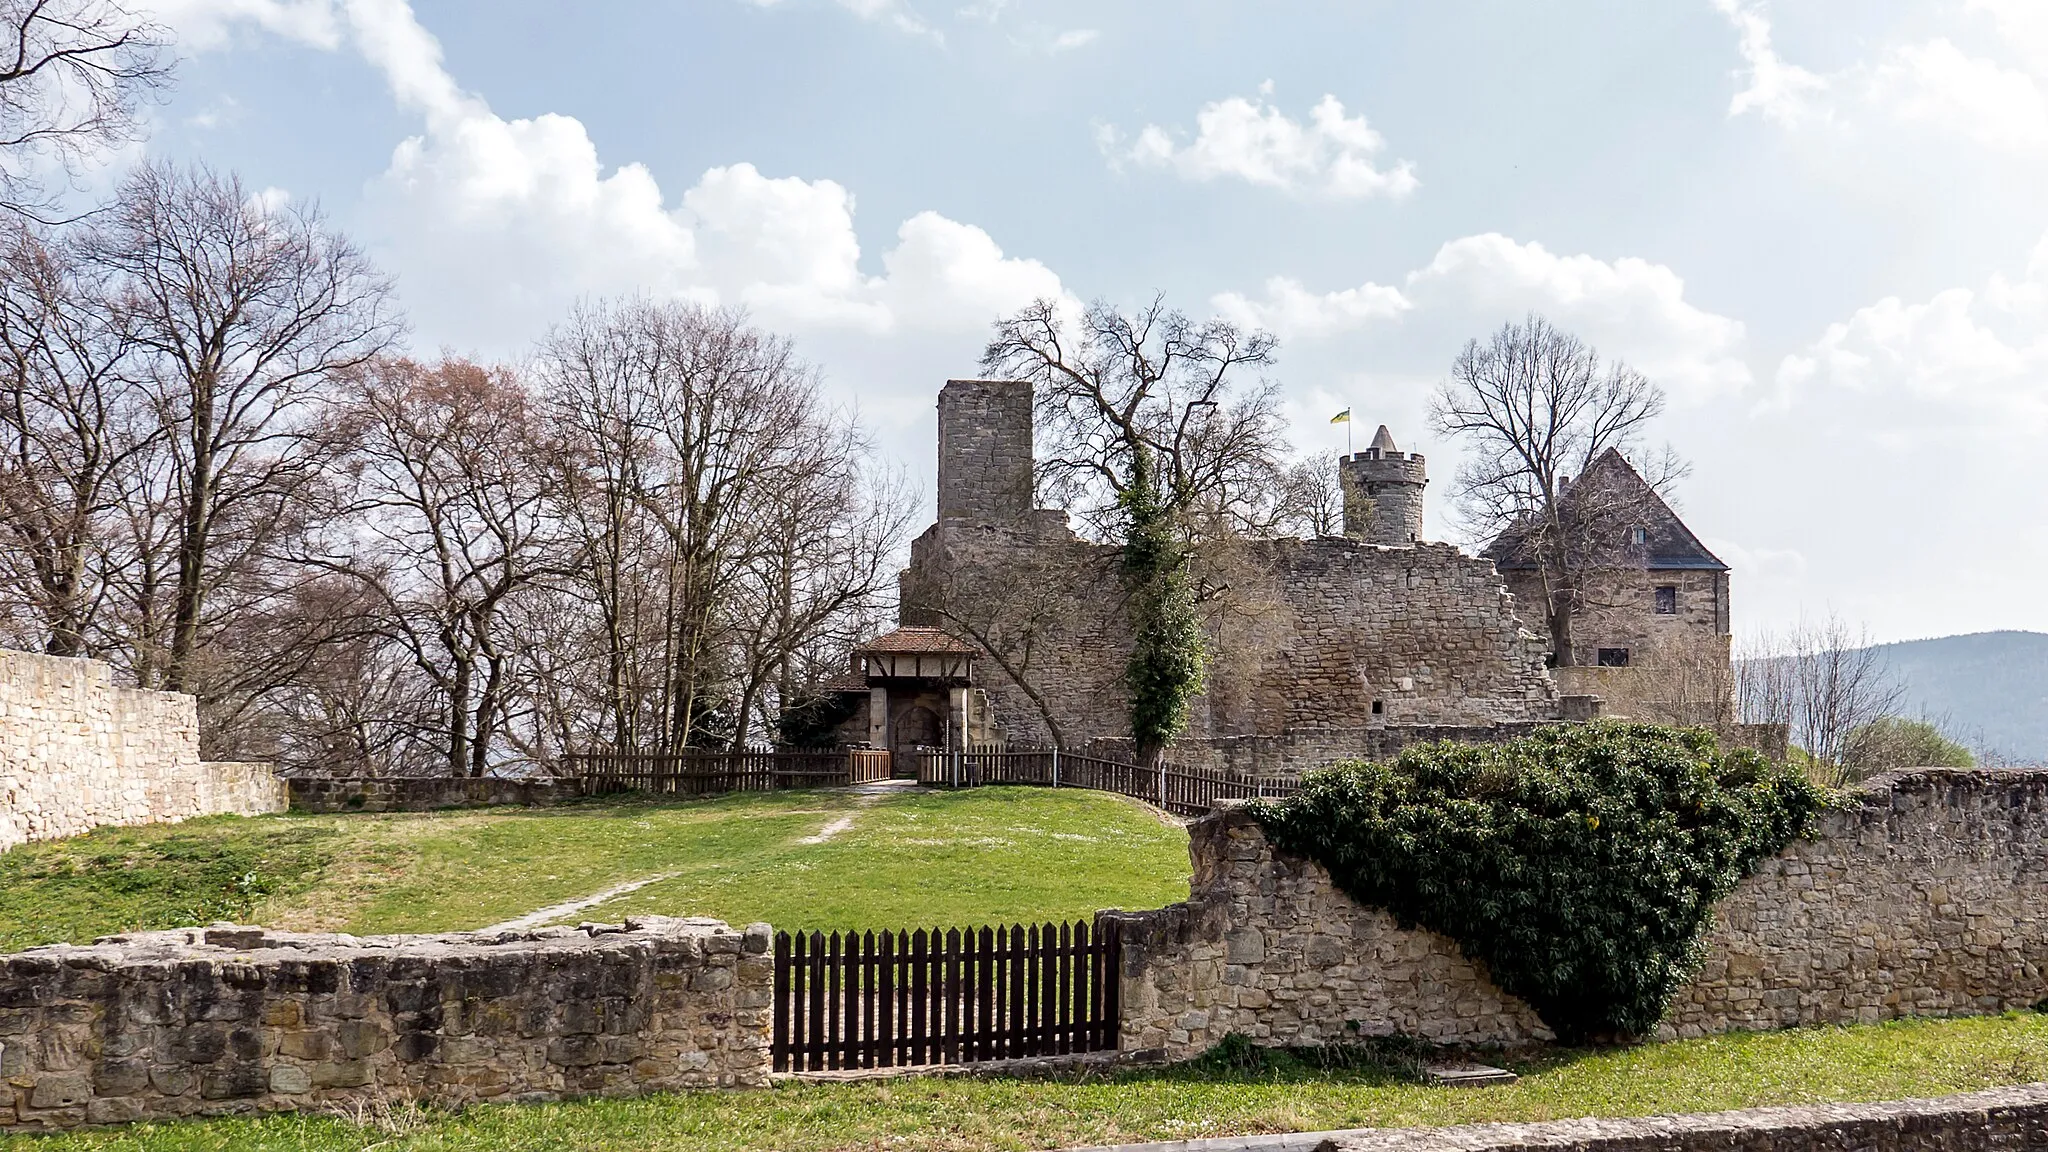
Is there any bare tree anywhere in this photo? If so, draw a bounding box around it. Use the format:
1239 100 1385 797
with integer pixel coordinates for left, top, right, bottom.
538 299 909 755
312 357 560 778
1738 615 1906 786
0 0 169 219
1432 314 1687 667
0 219 147 655
1272 450 1349 538
83 161 398 692
983 295 1286 543
982 295 1287 768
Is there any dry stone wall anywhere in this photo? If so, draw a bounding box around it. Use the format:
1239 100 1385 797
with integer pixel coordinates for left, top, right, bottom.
1110 768 2048 1059
1 648 286 853
0 918 772 1130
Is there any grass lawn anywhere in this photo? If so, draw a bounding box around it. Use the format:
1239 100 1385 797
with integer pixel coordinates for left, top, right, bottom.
0 786 1191 951
4 1014 2046 1151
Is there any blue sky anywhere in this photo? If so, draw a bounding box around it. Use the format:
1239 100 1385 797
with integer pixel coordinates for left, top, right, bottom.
131 0 2048 643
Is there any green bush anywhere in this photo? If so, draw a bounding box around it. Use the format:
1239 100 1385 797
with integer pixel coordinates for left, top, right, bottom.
1250 723 1824 1043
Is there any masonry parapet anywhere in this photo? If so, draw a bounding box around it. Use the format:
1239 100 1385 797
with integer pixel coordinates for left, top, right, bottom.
0 917 773 1129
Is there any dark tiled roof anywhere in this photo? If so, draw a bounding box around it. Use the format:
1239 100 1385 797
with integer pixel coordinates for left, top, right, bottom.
1486 448 1726 572
856 627 980 655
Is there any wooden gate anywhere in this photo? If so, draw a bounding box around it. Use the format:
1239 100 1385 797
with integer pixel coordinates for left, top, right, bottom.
772 919 1122 1072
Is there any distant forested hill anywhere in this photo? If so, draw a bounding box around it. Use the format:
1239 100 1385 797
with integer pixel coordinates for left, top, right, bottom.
1873 631 2048 765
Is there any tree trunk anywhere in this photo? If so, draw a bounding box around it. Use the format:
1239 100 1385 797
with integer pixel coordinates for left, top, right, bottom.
1548 586 1577 668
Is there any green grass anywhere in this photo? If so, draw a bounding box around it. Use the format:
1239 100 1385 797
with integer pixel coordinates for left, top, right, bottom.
5 1015 2046 1151
0 786 1191 950
0 820 340 953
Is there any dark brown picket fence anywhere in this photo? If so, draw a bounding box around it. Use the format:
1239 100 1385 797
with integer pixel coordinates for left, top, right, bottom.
915 746 1297 817
772 919 1122 1072
562 748 891 796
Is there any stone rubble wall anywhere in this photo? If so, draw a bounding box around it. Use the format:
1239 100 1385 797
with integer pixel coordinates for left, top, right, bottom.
1319 1084 2048 1152
902 523 1560 767
1109 768 2048 1059
0 648 287 853
936 378 1035 524
0 917 773 1130
286 776 588 813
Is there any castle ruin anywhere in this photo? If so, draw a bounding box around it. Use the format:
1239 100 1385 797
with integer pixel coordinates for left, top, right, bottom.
832 378 1736 774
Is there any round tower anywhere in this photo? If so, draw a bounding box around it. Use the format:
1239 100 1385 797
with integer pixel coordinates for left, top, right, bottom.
1340 425 1427 546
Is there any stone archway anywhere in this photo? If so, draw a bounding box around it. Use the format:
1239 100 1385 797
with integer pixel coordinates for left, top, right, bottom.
892 702 944 765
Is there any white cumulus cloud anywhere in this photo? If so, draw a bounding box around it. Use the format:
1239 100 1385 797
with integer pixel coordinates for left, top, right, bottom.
1714 0 2048 154
1712 0 1829 126
1216 234 1750 404
1869 38 2048 151
1104 88 1417 200
1773 233 2048 433
145 0 1066 364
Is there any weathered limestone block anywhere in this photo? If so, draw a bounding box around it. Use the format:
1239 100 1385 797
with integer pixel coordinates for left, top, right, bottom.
0 916 772 1130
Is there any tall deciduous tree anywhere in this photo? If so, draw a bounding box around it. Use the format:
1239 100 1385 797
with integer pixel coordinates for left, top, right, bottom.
981 295 1285 767
0 221 146 655
1431 314 1685 668
315 357 559 778
83 162 398 692
538 299 906 755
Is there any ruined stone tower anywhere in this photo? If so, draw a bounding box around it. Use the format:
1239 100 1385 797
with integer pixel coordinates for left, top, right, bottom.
937 379 1033 524
1341 425 1427 546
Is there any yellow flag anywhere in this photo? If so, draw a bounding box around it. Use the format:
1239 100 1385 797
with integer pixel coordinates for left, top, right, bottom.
1330 408 1351 424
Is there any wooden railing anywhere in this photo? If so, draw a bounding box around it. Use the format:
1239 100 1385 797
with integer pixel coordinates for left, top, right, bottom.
915 746 1297 817
773 919 1121 1072
561 747 891 796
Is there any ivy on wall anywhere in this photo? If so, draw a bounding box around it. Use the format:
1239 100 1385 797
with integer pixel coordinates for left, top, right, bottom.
1250 723 1825 1042
1120 445 1205 768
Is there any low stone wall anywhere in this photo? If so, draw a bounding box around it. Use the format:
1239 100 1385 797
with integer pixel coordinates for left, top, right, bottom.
1108 768 2048 1059
0 918 772 1130
1 649 287 853
287 776 588 813
1318 1084 2048 1152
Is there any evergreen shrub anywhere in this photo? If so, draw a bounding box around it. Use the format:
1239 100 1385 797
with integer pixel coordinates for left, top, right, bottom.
1249 722 1825 1043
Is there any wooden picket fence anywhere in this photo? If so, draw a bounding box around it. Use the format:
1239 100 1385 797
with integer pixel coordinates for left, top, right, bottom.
562 747 891 796
915 746 1297 817
773 919 1122 1072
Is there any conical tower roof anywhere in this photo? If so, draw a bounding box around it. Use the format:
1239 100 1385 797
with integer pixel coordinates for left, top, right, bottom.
1368 425 1399 454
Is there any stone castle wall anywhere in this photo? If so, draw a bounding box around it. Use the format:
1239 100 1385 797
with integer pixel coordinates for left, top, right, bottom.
937 378 1034 524
1109 768 2048 1059
0 918 772 1130
902 522 1559 761
1 649 287 853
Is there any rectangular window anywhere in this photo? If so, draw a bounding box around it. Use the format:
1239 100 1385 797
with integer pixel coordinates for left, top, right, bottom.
1655 585 1678 614
1597 647 1631 667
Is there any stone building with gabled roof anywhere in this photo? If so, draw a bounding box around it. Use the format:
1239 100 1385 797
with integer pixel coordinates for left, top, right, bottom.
1485 448 1733 725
